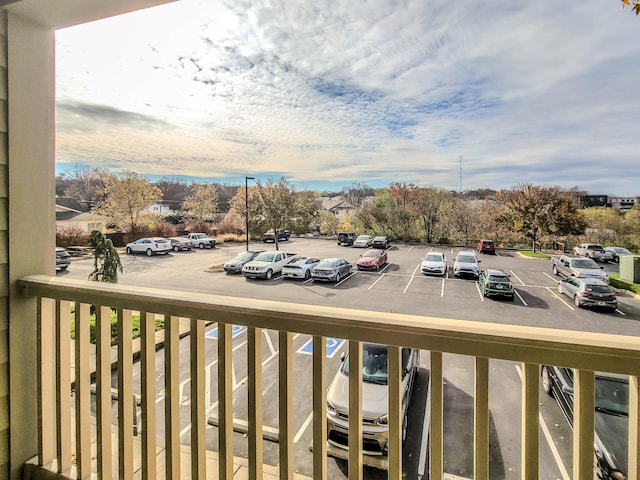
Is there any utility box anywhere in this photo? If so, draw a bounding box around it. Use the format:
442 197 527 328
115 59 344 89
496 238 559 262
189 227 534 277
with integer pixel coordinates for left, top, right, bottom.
619 255 640 284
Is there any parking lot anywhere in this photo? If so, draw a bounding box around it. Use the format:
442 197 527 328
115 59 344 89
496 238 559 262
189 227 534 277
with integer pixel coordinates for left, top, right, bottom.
62 237 640 479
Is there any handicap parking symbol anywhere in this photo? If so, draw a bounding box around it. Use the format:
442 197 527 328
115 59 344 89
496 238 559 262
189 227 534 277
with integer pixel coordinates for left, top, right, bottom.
297 337 345 358
205 325 247 340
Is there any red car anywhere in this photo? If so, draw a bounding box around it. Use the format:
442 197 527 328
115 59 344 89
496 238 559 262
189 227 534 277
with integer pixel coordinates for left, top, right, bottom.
356 249 388 271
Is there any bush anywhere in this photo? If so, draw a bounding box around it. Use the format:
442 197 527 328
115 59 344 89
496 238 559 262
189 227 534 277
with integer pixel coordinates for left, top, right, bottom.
609 275 640 295
56 225 91 247
216 233 245 244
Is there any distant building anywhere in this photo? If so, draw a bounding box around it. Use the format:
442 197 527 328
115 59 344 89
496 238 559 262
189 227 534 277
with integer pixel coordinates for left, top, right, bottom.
141 202 176 215
317 196 356 224
608 195 638 212
56 197 109 233
579 195 608 208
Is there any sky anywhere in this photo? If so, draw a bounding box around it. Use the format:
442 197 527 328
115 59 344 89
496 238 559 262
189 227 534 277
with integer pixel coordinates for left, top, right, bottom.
55 0 640 195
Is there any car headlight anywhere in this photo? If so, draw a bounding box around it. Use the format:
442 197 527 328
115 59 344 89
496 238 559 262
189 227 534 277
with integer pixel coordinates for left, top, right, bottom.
610 471 626 480
327 401 337 417
376 414 388 426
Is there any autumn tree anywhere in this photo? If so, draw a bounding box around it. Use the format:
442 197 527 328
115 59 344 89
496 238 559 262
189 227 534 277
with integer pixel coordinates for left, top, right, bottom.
182 184 219 232
59 166 111 207
94 170 163 234
580 207 623 245
408 186 451 244
622 0 640 15
341 182 374 209
320 211 340 235
497 184 586 252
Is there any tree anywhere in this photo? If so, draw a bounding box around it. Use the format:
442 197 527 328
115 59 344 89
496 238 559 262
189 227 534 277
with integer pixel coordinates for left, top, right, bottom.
580 207 623 245
59 166 111 208
622 0 640 15
94 170 163 234
88 230 122 283
408 186 451 244
341 182 374 209
182 184 219 224
497 184 586 252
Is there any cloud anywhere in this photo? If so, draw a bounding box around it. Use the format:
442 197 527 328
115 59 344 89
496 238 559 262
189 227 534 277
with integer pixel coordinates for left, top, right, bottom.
55 0 640 194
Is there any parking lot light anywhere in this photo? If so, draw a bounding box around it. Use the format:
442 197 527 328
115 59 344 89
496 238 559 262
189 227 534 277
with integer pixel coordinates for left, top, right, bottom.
245 176 255 251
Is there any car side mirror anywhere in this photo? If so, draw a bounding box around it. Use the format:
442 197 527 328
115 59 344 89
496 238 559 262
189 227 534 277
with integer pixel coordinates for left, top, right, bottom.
478 259 481 263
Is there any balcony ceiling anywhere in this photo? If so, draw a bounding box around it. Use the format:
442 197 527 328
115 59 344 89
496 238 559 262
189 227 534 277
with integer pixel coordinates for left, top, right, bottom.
4 0 176 29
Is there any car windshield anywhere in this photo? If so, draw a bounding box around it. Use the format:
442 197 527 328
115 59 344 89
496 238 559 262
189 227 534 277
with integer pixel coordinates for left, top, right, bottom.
457 255 477 263
424 254 443 262
316 260 336 268
254 252 275 262
234 252 255 261
356 236 369 241
341 344 389 385
363 251 379 258
614 248 631 254
572 259 599 268
595 377 629 416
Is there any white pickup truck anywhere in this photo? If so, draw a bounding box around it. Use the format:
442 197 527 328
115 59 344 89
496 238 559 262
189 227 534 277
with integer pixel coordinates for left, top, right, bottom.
185 233 216 249
242 250 298 280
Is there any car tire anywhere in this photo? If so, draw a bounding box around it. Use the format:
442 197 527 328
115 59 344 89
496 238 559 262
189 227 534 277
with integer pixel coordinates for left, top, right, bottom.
304 270 311 280
265 269 273 280
335 272 341 283
146 249 153 257
173 246 179 252
609 307 617 313
541 367 553 396
553 265 558 276
557 283 563 294
574 295 581 308
199 243 205 249
126 247 132 254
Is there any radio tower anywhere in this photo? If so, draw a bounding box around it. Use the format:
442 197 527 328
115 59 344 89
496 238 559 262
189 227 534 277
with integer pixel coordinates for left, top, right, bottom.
459 155 463 193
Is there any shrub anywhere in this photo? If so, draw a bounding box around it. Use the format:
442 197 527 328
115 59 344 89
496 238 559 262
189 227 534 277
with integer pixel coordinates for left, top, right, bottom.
56 225 91 247
216 233 245 244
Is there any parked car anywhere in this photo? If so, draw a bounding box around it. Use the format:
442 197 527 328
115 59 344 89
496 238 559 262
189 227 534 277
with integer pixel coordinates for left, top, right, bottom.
604 246 633 264
242 251 298 280
453 251 481 279
223 250 262 274
477 239 496 254
557 277 617 312
421 251 447 276
168 237 194 251
551 254 610 284
311 258 352 282
125 237 172 256
55 247 71 271
479 269 515 300
574 243 610 262
282 256 321 280
356 249 388 271
185 232 216 249
326 343 420 455
372 236 391 249
541 365 629 480
262 229 290 242
353 235 374 248
337 232 357 246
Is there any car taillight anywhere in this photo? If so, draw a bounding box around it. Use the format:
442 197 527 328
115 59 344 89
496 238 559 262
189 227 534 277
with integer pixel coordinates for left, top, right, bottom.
580 291 593 298
508 283 514 290
485 281 490 288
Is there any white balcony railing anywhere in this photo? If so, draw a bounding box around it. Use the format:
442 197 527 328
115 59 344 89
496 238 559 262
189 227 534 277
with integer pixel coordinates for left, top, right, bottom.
18 275 640 480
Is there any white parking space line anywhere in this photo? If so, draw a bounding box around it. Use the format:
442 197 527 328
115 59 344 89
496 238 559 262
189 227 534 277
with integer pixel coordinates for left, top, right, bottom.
547 286 575 310
543 272 559 282
403 264 421 294
408 246 416 252
334 271 357 287
515 289 528 306
379 263 391 273
440 278 445 297
475 282 484 301
509 270 526 286
294 411 314 443
264 329 277 355
515 365 570 480
368 273 386 290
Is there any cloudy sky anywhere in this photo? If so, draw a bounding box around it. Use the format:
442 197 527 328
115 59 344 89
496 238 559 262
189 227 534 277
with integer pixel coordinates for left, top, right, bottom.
55 0 639 194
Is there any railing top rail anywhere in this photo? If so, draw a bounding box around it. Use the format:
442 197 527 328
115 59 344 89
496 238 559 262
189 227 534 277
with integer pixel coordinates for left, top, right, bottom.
18 275 640 375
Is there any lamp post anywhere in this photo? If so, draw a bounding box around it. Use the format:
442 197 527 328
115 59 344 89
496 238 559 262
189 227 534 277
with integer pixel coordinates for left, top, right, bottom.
245 176 255 251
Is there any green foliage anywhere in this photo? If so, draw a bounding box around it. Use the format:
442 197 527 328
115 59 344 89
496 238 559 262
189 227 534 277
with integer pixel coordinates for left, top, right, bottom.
70 309 165 345
89 230 123 283
610 275 640 295
519 250 550 258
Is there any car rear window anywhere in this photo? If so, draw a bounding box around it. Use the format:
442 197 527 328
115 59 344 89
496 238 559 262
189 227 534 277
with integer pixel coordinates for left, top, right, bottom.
588 245 604 250
586 285 613 293
489 275 509 282
483 241 494 246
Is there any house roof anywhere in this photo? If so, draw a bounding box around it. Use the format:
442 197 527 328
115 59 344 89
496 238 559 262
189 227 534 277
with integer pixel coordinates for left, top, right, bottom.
55 197 88 212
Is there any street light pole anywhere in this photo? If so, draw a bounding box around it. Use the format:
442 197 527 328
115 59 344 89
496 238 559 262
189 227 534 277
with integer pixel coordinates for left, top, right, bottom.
245 176 255 251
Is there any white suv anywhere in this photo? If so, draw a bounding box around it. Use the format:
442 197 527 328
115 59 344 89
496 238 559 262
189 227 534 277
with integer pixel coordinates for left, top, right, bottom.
326 344 420 456
453 251 481 279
